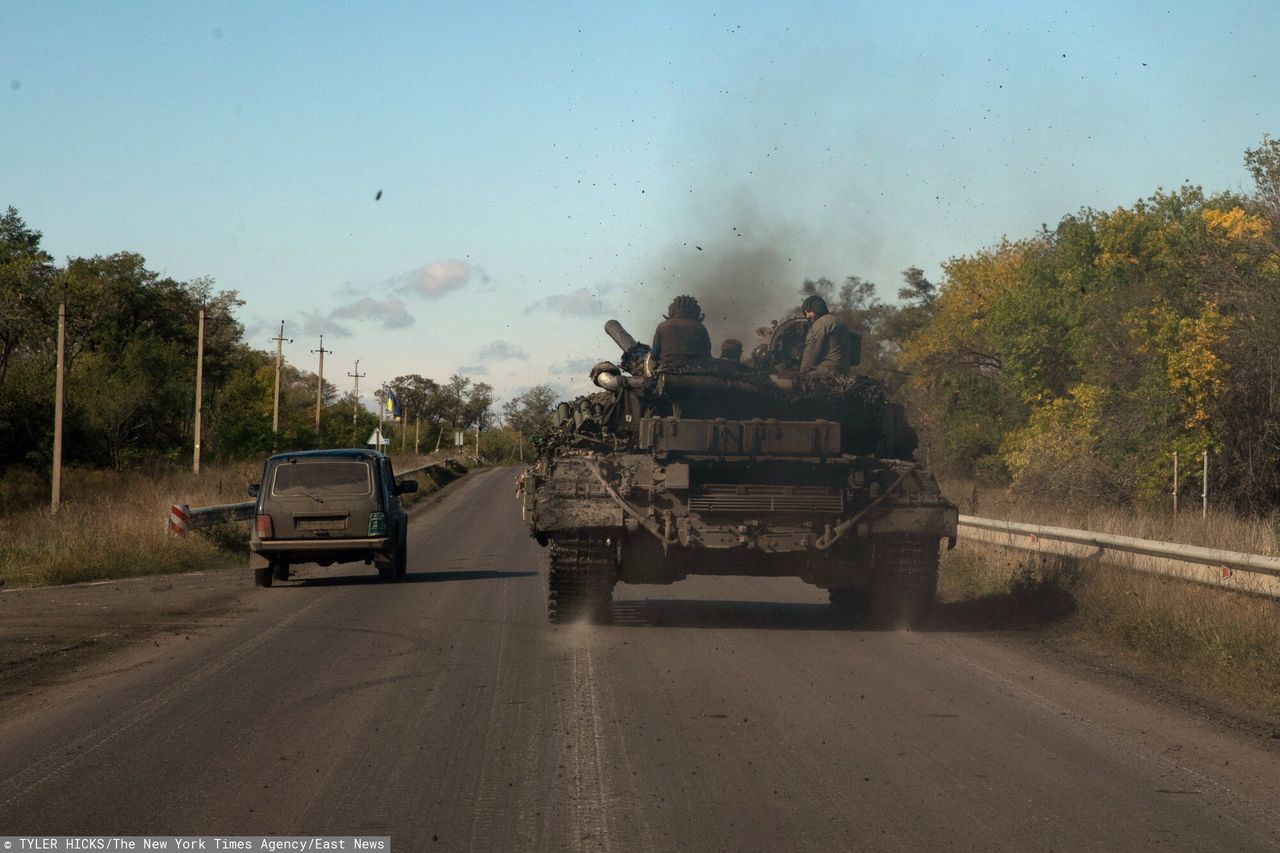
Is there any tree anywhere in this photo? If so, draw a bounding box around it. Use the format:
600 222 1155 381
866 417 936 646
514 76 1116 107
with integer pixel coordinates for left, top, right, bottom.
0 208 57 472
464 382 495 431
383 374 443 440
1244 135 1280 224
502 385 558 436
206 351 275 459
879 267 940 364
0 207 54 385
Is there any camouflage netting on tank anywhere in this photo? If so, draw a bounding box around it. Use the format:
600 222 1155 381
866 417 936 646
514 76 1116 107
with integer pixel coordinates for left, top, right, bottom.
788 373 885 404
531 391 631 455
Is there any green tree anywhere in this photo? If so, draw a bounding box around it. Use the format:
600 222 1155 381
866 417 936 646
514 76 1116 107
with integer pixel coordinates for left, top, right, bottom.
0 207 54 385
0 208 57 472
502 385 558 436
465 382 496 431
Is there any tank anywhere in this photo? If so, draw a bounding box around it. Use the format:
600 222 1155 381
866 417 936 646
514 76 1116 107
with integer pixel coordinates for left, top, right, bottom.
520 318 958 626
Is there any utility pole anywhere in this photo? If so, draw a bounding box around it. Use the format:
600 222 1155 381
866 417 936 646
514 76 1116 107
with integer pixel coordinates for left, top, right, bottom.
311 335 332 442
51 300 66 513
270 322 292 450
414 415 420 455
375 388 387 451
192 307 204 471
1172 450 1178 519
347 359 365 442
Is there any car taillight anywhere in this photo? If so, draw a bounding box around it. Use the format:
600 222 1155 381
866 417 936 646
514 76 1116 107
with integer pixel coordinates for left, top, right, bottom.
256 514 274 538
368 512 386 537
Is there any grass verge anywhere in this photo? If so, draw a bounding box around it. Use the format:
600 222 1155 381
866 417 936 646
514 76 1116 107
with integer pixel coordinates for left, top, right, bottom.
0 462 270 587
938 543 1280 719
0 452 467 589
1 495 240 588
940 475 1280 555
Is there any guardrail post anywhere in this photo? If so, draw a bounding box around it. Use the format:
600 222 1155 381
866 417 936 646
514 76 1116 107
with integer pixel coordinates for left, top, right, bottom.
1202 449 1208 519
168 503 190 537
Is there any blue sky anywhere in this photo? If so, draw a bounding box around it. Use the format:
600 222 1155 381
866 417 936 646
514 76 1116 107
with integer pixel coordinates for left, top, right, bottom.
4 1 1277 409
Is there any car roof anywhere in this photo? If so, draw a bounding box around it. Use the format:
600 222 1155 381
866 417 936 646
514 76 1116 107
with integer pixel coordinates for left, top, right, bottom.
265 449 385 463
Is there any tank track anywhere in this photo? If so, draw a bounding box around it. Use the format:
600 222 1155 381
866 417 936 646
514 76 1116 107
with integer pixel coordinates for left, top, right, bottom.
547 535 617 624
867 533 939 629
827 587 866 616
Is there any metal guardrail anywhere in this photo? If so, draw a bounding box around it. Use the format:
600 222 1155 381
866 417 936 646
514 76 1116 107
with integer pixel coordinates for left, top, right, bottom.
168 457 469 536
958 514 1280 598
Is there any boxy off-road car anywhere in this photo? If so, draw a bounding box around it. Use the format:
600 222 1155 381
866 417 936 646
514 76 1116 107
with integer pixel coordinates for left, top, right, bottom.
248 449 416 586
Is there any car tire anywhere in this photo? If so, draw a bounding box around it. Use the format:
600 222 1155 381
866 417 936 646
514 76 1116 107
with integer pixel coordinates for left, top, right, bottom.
394 525 408 580
253 567 274 588
272 561 290 582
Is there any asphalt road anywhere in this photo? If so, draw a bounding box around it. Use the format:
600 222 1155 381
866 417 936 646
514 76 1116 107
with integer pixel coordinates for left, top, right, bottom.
1 467 1278 850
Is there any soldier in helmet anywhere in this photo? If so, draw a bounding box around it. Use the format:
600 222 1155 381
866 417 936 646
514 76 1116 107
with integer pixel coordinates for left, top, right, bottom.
652 295 712 366
799 294 853 377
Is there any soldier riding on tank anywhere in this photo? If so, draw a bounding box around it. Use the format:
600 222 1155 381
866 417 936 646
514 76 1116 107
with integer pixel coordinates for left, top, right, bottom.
651 295 712 366
799 294 853 378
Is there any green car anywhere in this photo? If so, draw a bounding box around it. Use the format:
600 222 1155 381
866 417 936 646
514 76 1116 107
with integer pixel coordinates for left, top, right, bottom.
248 449 417 586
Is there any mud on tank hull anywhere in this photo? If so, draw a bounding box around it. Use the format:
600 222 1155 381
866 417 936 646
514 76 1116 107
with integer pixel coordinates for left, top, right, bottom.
524 445 957 626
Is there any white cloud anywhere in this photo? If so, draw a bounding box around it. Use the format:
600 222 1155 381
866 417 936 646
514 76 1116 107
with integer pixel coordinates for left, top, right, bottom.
477 340 528 361
331 295 413 329
396 260 482 299
525 287 610 317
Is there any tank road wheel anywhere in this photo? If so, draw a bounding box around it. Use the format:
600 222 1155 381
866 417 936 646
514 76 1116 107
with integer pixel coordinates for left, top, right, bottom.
547 535 617 625
867 534 939 629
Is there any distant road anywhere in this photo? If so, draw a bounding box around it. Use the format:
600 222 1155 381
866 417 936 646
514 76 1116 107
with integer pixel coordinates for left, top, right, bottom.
1 467 1277 851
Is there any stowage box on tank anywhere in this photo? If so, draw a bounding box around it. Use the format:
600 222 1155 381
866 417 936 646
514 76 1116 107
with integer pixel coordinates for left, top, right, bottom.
519 318 957 626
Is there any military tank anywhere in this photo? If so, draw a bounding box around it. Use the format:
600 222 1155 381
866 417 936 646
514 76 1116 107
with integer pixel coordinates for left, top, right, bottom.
521 317 957 626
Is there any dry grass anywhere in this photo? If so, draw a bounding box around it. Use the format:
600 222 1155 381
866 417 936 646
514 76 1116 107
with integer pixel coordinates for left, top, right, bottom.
0 463 260 588
940 475 1280 556
935 476 1280 717
0 451 464 589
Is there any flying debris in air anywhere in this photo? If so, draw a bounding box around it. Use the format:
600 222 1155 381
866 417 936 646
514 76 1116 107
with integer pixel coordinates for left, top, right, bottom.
375 190 383 201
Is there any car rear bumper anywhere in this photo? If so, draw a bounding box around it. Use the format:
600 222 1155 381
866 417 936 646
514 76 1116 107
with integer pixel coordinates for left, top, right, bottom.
252 537 390 553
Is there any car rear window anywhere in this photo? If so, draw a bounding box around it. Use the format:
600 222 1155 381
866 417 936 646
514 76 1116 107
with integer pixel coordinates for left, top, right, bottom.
271 461 372 496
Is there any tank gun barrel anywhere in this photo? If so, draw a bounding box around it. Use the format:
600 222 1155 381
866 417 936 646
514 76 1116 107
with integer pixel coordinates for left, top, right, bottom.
605 320 652 376
604 320 638 352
